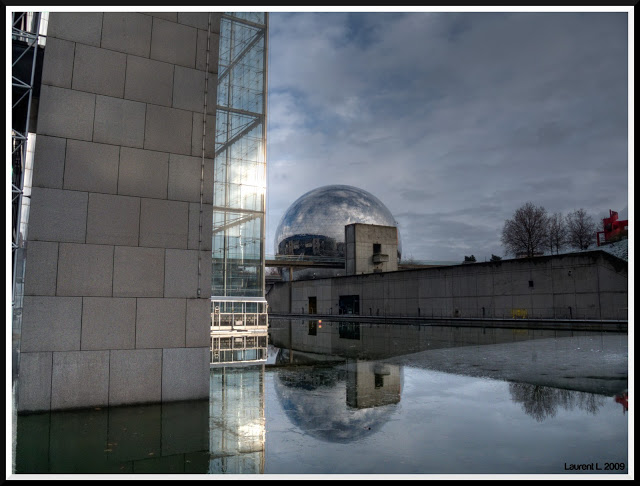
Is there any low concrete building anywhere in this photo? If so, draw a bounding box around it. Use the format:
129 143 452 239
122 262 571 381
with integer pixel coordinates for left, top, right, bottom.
266 250 628 321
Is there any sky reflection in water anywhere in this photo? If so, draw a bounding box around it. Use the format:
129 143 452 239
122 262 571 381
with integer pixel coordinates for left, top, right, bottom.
15 320 628 476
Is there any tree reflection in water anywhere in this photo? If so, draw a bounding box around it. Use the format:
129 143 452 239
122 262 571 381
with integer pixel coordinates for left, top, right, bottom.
509 383 607 422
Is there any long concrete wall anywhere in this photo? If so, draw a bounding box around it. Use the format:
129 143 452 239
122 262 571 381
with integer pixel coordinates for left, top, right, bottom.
18 12 220 412
266 251 628 321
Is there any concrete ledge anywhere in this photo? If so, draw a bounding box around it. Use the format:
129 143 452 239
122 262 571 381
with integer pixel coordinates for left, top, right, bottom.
269 313 628 333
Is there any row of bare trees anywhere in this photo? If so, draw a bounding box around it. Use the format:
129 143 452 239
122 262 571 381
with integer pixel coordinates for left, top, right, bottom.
501 202 599 258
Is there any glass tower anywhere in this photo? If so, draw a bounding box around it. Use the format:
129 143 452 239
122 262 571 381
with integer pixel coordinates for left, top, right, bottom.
211 12 268 331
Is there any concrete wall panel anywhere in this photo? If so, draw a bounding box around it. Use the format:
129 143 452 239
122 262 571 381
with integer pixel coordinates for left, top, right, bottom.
21 296 82 352
37 85 95 141
168 154 200 202
164 249 199 298
112 246 165 297
47 12 103 46
109 349 162 406
136 298 186 349
81 297 136 350
28 187 87 243
139 198 189 249
72 44 126 97
86 193 140 246
40 37 74 88
161 347 209 401
23 11 223 411
178 12 217 31
124 55 174 106
190 113 216 158
144 104 192 155
23 241 58 296
51 350 110 410
118 147 169 199
173 66 205 112
63 139 120 194
188 203 212 251
196 29 220 74
101 12 153 57
186 299 211 347
150 18 197 68
147 12 178 22
93 95 146 148
16 352 52 412
56 243 114 296
32 135 66 189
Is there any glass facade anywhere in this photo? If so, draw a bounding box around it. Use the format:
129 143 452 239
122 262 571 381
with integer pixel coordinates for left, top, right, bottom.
212 12 268 331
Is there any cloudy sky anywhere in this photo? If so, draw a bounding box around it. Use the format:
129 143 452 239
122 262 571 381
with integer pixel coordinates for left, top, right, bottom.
264 9 630 262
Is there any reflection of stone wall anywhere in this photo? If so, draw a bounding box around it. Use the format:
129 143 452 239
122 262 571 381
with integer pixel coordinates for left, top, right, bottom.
268 251 627 320
268 319 607 361
16 400 209 473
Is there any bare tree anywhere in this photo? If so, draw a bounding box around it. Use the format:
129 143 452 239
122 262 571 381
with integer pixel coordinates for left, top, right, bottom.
501 202 549 257
566 208 597 250
547 212 567 254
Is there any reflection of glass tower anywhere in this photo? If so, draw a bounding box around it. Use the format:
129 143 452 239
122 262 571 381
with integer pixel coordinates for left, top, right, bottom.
211 13 268 330
209 366 266 473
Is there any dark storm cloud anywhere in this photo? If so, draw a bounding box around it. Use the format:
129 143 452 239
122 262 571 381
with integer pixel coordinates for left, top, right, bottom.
266 11 629 260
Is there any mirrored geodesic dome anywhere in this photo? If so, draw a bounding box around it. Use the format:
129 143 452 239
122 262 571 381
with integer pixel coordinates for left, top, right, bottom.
274 185 401 260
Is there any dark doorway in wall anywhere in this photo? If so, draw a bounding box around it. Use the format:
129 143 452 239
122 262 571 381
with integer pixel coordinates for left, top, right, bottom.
339 295 360 315
338 321 360 340
308 320 317 335
308 296 317 314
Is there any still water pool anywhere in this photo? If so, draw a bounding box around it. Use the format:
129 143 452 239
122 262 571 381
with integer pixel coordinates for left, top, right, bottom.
14 319 629 477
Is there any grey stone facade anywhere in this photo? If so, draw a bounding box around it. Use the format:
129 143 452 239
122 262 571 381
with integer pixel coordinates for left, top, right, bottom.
18 12 220 412
267 251 628 321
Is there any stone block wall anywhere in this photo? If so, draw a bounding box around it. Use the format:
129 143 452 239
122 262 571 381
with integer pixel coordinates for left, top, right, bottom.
18 12 221 412
269 251 628 320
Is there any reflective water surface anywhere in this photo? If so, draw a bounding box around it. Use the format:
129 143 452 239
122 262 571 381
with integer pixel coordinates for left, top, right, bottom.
15 319 629 476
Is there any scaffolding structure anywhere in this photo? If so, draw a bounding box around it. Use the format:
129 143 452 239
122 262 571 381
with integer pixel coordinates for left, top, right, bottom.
11 12 45 308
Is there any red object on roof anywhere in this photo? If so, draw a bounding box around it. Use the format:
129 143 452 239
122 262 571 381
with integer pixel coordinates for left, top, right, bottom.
597 210 628 246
